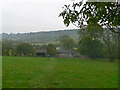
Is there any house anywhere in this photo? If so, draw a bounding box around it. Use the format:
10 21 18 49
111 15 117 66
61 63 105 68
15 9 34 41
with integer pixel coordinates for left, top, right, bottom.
36 49 47 57
56 48 80 58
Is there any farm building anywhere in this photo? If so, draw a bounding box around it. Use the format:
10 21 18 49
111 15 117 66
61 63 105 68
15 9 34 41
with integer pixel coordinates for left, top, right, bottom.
35 47 81 58
36 49 47 57
56 49 80 58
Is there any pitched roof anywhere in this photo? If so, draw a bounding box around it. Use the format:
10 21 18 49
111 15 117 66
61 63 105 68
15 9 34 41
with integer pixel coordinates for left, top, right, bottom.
57 49 77 54
36 49 47 53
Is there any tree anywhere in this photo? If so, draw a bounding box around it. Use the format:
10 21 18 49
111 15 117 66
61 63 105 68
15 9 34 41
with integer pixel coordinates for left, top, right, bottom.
78 27 119 61
101 29 119 61
16 43 34 56
78 35 104 59
59 35 75 49
2 41 15 56
59 1 120 34
59 1 119 61
47 44 57 57
78 25 103 40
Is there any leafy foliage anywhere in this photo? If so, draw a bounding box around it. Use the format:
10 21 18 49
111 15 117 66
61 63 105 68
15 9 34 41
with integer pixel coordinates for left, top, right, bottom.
16 43 34 56
2 41 16 56
78 35 104 59
59 35 75 49
47 44 57 57
59 1 120 34
60 1 119 60
101 29 119 61
78 26 119 60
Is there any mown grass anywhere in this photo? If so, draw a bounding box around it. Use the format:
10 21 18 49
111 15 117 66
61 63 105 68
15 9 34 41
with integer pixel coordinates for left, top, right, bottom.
2 56 118 88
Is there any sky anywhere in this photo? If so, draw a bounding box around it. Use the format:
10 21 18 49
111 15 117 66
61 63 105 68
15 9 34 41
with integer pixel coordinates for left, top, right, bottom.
1 0 81 34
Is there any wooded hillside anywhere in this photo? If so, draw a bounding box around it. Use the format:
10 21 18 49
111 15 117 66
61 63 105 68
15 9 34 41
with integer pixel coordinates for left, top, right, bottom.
1 29 79 44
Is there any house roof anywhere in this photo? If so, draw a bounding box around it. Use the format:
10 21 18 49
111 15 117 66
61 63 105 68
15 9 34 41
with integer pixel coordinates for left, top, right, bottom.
36 49 47 53
57 49 77 54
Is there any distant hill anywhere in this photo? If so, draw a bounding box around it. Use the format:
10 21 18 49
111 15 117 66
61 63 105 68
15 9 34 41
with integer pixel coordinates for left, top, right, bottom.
1 29 79 44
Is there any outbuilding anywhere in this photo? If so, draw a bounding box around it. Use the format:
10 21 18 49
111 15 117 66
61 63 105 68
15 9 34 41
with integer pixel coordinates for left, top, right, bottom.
36 49 47 57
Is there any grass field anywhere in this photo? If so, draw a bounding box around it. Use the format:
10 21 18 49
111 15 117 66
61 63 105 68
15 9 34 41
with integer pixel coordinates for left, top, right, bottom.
2 56 118 88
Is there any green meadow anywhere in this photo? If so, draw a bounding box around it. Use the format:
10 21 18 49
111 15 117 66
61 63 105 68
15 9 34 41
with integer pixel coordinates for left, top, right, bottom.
2 56 118 88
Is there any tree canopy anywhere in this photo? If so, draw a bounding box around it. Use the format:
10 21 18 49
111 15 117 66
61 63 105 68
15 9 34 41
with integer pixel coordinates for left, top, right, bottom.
59 35 75 49
2 41 15 56
59 0 120 34
47 44 57 56
78 35 104 59
16 43 34 56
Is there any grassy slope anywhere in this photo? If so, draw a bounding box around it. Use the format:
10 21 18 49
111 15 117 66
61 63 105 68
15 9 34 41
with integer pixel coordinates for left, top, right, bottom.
3 56 118 88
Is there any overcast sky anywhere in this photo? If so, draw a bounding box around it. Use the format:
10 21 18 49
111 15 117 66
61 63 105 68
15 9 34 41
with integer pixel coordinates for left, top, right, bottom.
1 0 80 33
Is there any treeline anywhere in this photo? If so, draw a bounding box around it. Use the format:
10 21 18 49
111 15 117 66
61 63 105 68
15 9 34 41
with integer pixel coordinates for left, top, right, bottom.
1 27 119 62
58 28 119 61
78 28 119 61
1 41 58 57
1 29 79 44
2 41 35 56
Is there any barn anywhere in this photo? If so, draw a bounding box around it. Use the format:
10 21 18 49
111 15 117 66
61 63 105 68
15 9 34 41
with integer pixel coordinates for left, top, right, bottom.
36 49 47 57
